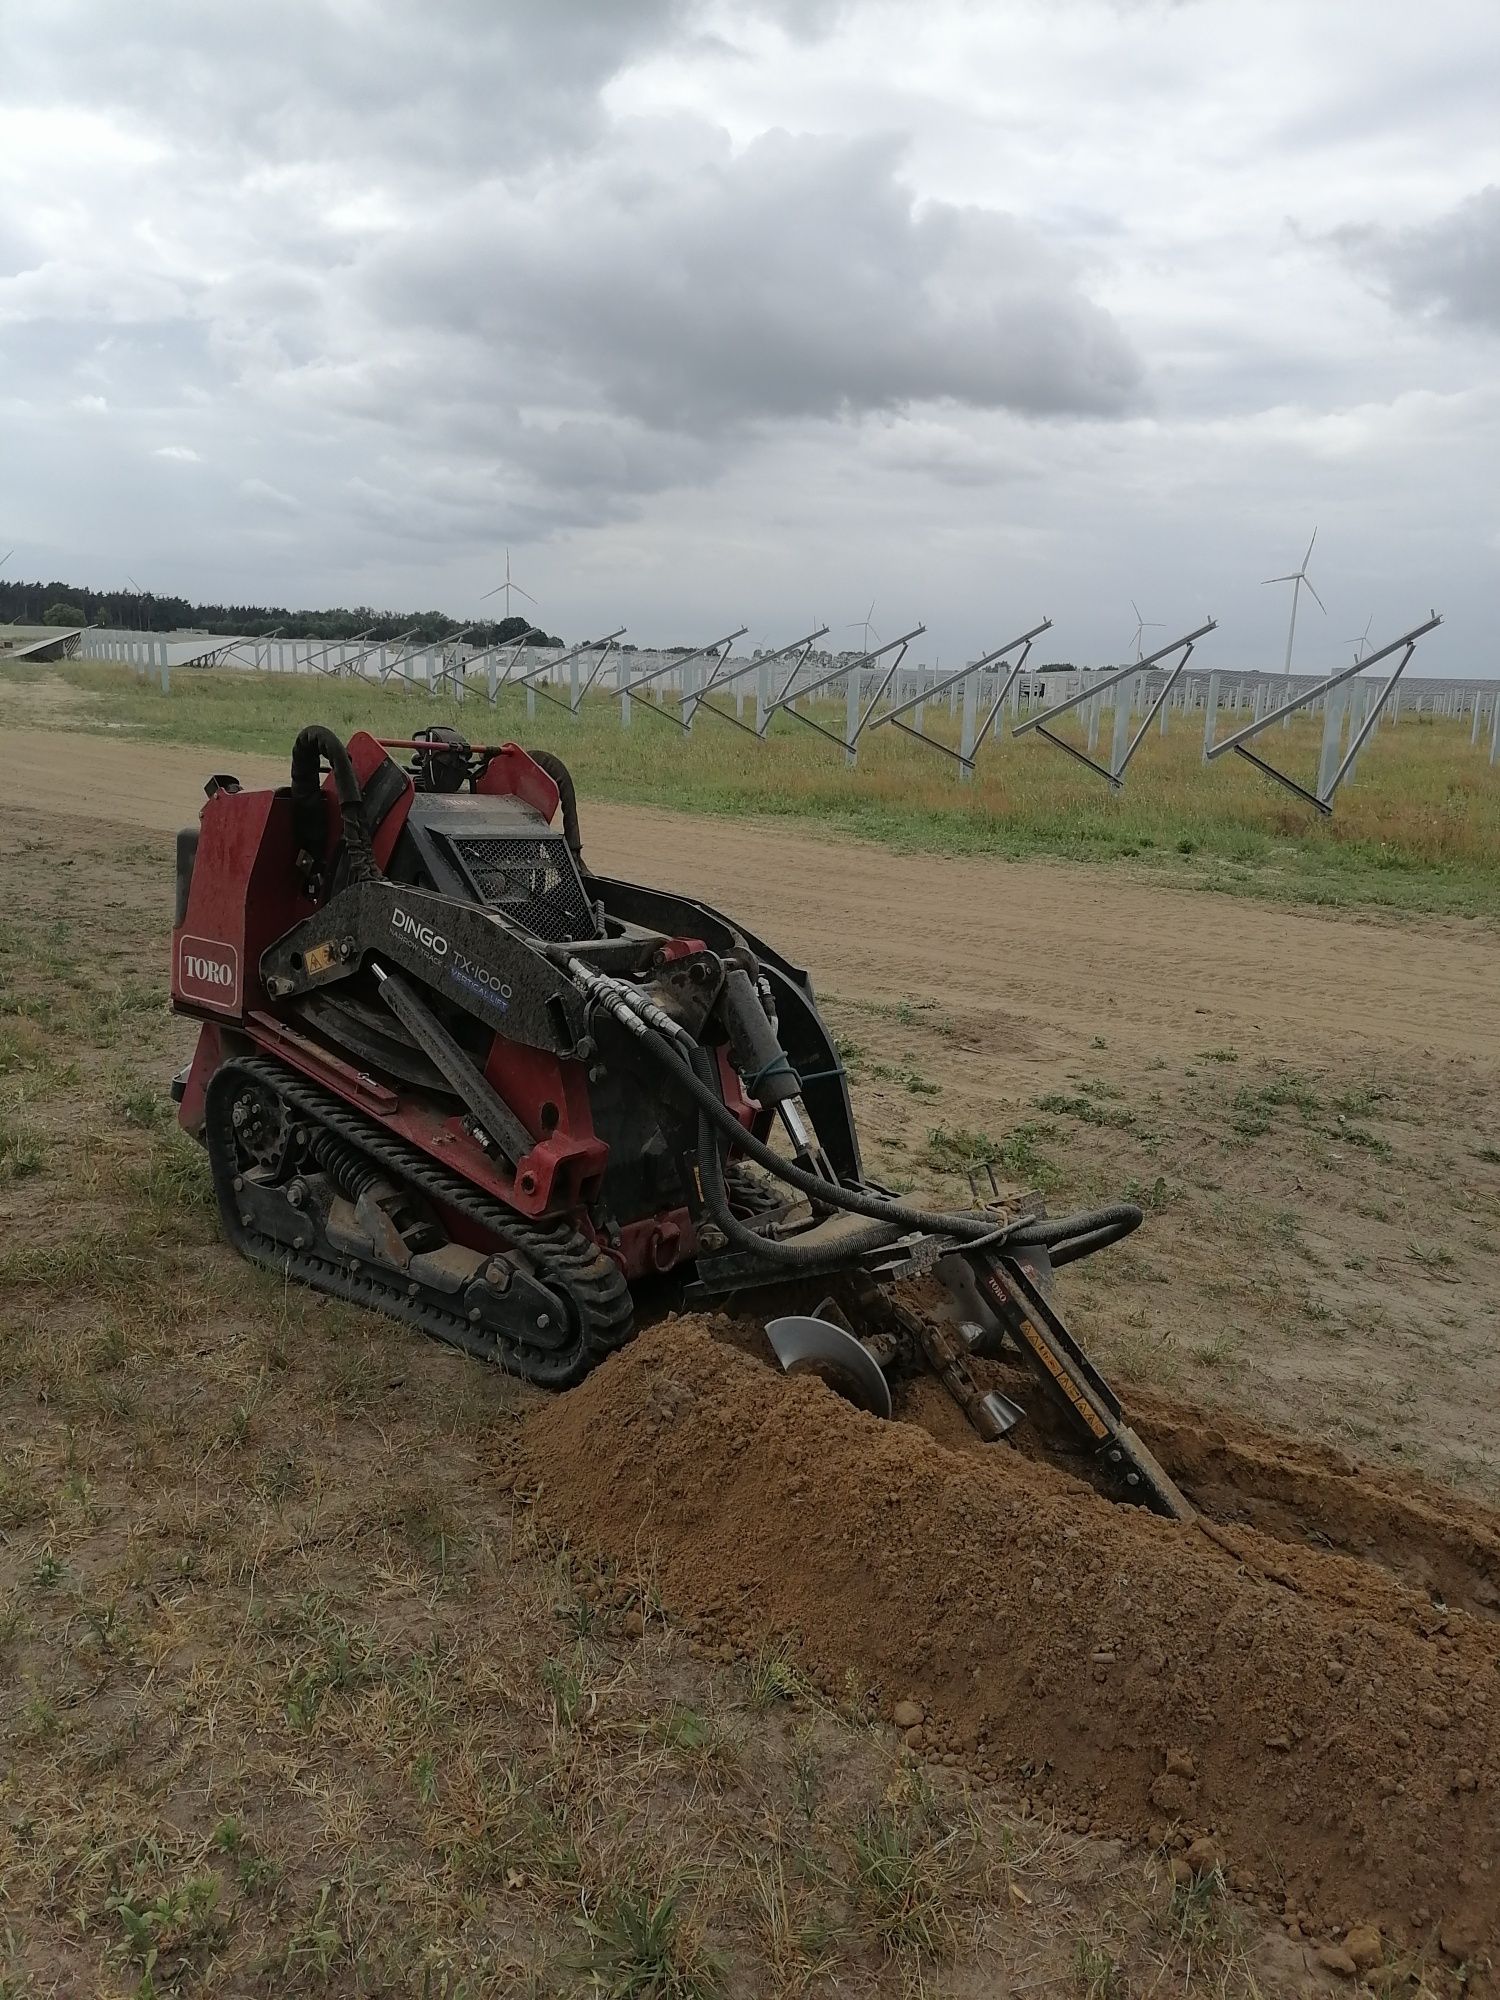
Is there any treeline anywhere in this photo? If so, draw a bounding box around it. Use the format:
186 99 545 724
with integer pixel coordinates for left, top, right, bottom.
0 578 562 649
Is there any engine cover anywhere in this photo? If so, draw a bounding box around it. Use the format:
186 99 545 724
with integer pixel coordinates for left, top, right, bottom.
398 793 600 943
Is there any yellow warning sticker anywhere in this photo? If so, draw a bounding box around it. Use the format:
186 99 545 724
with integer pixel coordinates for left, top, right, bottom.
1017 1319 1109 1439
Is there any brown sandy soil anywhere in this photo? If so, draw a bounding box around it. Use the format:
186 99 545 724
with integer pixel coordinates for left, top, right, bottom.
2 801 1365 1998
5 726 1499 1489
1 742 1498 1990
514 1315 1500 1956
2 724 1495 1064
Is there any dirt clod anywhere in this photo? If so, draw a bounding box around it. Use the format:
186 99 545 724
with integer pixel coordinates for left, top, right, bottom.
1439 1915 1489 1963
1149 1771 1196 1815
1318 1945 1358 1978
892 1698 924 1729
1185 1834 1221 1876
1344 1926 1384 1973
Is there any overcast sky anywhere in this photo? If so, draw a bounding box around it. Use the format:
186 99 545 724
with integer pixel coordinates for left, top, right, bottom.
3 0 1498 670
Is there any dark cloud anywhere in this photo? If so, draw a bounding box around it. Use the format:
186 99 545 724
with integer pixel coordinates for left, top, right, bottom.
11 0 694 173
1333 186 1500 333
356 127 1141 439
1 2 1139 558
4 0 1494 660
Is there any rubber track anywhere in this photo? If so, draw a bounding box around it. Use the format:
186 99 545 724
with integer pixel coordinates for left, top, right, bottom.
206 1054 633 1388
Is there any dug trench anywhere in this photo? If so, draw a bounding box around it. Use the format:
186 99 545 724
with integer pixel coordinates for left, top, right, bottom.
504 1310 1500 1965
6 752 1500 1986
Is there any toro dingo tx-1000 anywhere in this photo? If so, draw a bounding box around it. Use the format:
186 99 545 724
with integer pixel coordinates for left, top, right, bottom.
171 725 1189 1518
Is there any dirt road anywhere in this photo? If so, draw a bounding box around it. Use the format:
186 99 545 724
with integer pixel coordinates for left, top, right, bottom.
4 728 1497 1988
4 724 1495 1069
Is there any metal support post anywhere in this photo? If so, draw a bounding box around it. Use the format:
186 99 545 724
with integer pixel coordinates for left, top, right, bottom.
958 668 977 782
1202 671 1220 760
1346 683 1372 784
765 624 925 761
868 619 1051 773
511 628 625 718
1015 624 1216 789
609 626 745 730
1208 614 1443 812
1316 685 1345 798
1110 681 1132 772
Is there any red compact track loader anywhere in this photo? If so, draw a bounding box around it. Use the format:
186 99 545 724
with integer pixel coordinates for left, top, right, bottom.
171 725 1189 1517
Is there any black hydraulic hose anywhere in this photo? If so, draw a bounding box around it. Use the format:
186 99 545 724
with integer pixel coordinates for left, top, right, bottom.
1009 1206 1142 1252
635 1023 1140 1256
290 724 378 884
696 1107 902 1268
527 749 587 869
1046 1216 1141 1268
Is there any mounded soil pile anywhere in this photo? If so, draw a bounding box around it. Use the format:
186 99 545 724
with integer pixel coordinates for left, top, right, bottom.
514 1316 1500 1958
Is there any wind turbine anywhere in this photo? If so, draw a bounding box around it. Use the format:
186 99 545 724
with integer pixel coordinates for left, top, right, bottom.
1263 528 1325 688
848 599 880 656
1346 614 1373 664
1129 600 1164 663
0 549 13 575
481 548 535 623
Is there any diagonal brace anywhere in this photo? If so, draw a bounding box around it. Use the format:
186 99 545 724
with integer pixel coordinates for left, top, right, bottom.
1207 613 1442 810
1014 621 1217 789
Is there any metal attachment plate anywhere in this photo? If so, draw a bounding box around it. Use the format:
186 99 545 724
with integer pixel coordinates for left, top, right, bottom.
766 1315 892 1418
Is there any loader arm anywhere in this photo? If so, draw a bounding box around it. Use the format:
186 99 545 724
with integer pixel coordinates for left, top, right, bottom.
259 879 589 1055
592 875 863 1183
172 724 1188 1521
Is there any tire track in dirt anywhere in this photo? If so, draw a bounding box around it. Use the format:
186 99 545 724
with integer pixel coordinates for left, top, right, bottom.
2 724 1496 1068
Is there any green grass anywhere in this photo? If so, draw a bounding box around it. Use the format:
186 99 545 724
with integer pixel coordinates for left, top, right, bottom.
4 776 1485 1997
1035 1091 1136 1129
847 1794 976 1965
15 659 1500 919
579 1880 722 1999
920 1120 1061 1188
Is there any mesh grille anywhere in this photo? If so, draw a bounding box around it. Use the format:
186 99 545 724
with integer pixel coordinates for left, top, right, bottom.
449 834 597 942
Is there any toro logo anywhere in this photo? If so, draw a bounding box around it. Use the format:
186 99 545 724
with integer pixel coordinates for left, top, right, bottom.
178 934 241 1010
